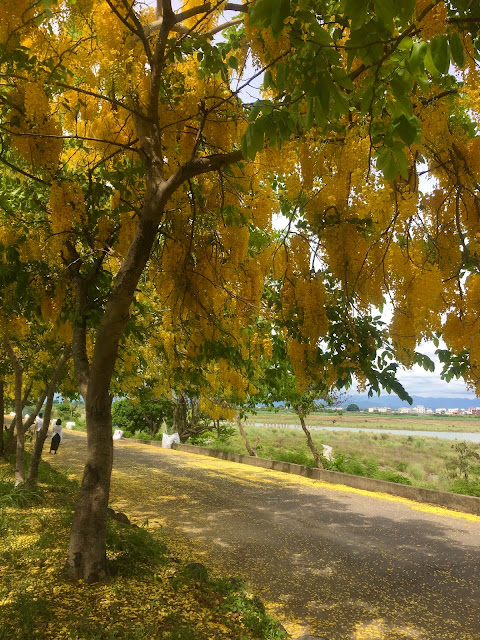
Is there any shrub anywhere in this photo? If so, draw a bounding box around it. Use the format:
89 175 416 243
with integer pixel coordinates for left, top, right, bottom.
376 471 412 485
406 462 425 481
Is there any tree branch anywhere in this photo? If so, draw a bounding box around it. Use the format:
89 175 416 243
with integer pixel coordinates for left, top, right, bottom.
105 0 153 66
204 18 243 37
145 0 245 35
175 2 211 23
162 149 243 205
0 153 50 186
225 3 248 11
1 127 139 150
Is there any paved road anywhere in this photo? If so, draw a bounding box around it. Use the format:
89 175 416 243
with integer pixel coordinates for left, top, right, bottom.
51 432 480 640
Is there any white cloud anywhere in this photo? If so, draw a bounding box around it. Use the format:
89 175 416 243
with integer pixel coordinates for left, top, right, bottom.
396 366 476 399
397 340 476 399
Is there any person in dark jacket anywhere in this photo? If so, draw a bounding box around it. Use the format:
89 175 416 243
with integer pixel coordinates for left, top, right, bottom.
50 419 62 454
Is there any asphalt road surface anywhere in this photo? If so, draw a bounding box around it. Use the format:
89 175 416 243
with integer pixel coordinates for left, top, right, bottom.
50 432 480 640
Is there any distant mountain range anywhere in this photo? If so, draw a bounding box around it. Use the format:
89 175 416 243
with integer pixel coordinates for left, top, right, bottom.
339 394 480 411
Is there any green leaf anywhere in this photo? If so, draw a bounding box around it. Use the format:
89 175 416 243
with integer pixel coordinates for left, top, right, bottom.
313 96 327 125
275 62 288 92
424 46 440 77
271 0 290 38
449 32 466 68
228 55 238 70
263 70 274 89
390 76 413 115
332 86 349 116
304 97 315 129
430 35 450 74
376 148 397 180
376 144 409 181
407 41 427 73
395 0 416 27
373 0 395 32
249 0 273 27
393 114 420 145
360 86 374 115
345 0 369 31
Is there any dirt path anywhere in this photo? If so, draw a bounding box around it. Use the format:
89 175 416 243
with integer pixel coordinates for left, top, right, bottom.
49 431 480 640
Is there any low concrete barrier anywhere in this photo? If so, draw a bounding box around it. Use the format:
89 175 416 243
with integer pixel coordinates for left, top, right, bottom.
176 443 480 516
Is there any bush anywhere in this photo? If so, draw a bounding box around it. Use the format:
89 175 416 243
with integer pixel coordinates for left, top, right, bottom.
375 471 412 485
112 394 173 438
406 462 425 481
450 480 480 497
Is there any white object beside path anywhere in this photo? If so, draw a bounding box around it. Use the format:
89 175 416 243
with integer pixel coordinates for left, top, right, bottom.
162 433 181 448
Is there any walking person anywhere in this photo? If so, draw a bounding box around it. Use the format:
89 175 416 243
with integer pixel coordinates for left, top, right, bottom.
35 412 43 440
49 419 63 454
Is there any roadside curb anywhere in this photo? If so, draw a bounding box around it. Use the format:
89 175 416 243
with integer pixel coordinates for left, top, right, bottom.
123 437 480 516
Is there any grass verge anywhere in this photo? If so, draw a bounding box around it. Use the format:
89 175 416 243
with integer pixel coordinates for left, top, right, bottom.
191 425 480 497
0 456 288 640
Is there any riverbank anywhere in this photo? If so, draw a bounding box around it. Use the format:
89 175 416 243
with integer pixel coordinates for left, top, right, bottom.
245 411 480 432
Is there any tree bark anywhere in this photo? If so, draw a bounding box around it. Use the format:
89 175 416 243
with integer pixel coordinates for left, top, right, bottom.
27 347 71 487
235 414 257 456
0 379 4 457
173 394 189 442
4 340 25 485
64 391 114 582
297 407 323 469
4 419 16 456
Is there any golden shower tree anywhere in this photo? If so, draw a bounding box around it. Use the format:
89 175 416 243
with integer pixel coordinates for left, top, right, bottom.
0 0 479 580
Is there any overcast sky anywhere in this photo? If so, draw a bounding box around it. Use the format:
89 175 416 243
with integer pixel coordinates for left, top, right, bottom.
396 341 477 399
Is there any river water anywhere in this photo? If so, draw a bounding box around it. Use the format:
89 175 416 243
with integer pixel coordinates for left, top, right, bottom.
247 423 480 443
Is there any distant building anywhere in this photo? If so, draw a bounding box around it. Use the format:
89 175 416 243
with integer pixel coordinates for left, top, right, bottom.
398 407 411 414
414 405 426 414
435 408 446 414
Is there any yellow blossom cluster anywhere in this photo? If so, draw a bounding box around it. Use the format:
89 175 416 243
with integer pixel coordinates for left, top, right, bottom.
0 0 33 46
415 0 447 40
48 181 86 236
9 82 62 169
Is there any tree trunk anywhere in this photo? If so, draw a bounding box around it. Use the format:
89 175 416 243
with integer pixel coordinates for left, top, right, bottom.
0 380 4 457
65 216 160 581
27 387 54 486
235 415 257 456
173 394 189 442
4 420 15 456
13 369 25 486
297 407 323 469
64 391 113 582
27 347 71 487
4 340 25 485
